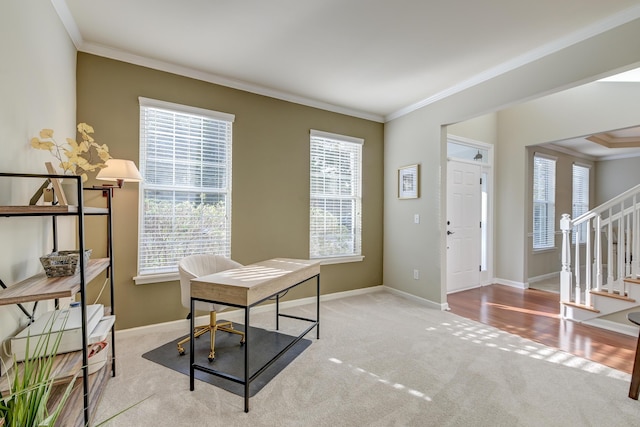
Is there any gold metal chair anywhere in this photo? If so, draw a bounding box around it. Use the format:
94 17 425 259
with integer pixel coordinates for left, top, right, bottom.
177 254 245 361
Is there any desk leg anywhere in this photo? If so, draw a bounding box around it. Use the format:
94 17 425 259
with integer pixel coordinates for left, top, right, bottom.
244 306 250 412
190 298 195 391
630 331 640 399
317 274 321 339
276 293 280 330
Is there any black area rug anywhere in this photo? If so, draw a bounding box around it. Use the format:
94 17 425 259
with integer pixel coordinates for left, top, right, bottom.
142 324 311 397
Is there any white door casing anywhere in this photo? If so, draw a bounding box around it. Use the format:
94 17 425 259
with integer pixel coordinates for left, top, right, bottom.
447 159 481 292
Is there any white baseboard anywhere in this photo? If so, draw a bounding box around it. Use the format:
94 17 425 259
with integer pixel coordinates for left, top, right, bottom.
381 285 447 310
581 318 640 337
528 271 560 283
494 278 527 289
116 285 385 339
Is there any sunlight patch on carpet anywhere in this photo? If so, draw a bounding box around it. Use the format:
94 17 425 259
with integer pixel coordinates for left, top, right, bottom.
328 357 432 402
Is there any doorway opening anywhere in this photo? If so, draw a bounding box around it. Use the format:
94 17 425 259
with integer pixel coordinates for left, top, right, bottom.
446 135 493 293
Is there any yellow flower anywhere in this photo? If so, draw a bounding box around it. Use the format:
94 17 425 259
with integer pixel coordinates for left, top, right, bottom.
77 123 94 134
40 129 54 139
30 137 55 150
31 124 112 182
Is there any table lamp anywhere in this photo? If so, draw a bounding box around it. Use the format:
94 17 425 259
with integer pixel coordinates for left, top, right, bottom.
96 159 143 188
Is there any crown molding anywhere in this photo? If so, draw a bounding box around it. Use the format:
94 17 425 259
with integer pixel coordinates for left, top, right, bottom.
598 151 640 161
83 42 385 123
542 143 596 162
385 4 640 122
51 0 83 48
587 133 640 148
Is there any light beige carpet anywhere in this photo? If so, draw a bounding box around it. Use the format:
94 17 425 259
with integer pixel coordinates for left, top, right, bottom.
94 291 640 426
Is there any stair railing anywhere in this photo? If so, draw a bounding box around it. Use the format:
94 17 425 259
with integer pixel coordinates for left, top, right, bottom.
560 183 640 308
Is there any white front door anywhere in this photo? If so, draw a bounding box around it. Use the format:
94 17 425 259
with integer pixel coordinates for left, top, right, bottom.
446 159 481 292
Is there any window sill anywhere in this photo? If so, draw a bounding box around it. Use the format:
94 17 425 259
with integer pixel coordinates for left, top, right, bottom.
312 255 365 265
134 272 179 285
532 247 557 254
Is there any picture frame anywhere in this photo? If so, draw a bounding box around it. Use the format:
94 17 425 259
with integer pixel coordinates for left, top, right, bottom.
398 164 419 199
45 162 68 206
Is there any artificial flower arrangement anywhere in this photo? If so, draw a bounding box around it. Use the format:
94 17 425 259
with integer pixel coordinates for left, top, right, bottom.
30 123 111 182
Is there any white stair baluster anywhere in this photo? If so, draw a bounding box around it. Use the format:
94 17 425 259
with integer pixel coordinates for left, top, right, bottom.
575 227 581 305
595 214 602 292
585 218 592 307
608 207 614 290
617 206 623 293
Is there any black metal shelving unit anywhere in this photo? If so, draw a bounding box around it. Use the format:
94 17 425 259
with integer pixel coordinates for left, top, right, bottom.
0 172 116 426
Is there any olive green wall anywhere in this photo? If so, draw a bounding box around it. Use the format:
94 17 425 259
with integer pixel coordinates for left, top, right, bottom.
76 53 384 330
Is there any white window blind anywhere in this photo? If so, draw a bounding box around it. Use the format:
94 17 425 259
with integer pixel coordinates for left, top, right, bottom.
572 163 590 244
533 154 556 250
310 130 362 259
138 97 234 276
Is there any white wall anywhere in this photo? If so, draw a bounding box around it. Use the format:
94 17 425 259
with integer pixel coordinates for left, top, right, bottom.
384 17 640 304
596 155 640 205
0 2 76 365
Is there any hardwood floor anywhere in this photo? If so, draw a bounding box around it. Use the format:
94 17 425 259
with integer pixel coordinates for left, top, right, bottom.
447 284 639 374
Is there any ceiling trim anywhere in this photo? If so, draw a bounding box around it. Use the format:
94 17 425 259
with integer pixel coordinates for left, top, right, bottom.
51 0 82 48
599 151 640 161
586 134 640 148
385 4 640 122
77 41 384 123
542 143 596 162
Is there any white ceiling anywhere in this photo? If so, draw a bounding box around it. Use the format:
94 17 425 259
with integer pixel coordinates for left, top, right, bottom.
543 125 640 161
57 0 640 123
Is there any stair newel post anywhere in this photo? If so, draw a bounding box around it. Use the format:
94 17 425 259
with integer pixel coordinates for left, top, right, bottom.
595 214 602 292
585 218 592 307
560 214 573 304
608 207 614 289
575 219 582 305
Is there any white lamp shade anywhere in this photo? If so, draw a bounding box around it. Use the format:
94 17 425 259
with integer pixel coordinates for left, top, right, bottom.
96 159 143 183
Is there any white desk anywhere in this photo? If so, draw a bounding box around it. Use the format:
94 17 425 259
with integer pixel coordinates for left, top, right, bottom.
189 258 321 412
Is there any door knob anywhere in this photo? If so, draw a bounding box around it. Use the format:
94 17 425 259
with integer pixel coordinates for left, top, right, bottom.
447 230 455 235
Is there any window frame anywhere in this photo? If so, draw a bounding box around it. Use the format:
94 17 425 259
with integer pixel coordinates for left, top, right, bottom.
309 129 364 264
532 153 557 251
135 97 234 284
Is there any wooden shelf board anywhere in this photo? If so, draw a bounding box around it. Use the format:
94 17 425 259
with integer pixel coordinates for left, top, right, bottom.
0 206 107 215
51 359 111 427
0 350 82 395
1 352 112 427
0 258 110 306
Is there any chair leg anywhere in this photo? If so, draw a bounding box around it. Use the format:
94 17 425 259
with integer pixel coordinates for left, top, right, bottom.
208 311 217 361
179 311 246 359
177 325 209 355
217 322 246 343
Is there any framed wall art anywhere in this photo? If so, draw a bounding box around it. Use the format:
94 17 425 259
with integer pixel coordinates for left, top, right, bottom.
398 164 419 199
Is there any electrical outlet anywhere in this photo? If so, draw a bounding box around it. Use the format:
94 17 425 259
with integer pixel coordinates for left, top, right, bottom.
413 269 419 280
